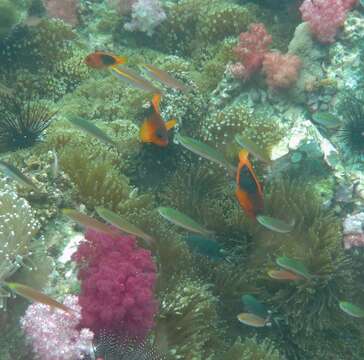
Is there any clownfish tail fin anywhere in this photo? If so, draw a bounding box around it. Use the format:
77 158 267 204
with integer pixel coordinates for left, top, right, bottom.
166 119 177 131
116 55 128 65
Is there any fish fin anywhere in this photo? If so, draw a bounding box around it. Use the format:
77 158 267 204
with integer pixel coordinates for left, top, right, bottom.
166 119 177 131
152 94 161 113
116 55 127 65
140 120 154 143
239 149 249 161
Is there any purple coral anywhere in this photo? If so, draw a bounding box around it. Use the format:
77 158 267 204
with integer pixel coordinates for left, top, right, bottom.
72 229 158 339
124 0 166 36
20 295 94 360
42 0 79 26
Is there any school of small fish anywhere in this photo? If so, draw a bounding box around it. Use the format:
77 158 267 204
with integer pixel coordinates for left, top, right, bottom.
0 50 360 331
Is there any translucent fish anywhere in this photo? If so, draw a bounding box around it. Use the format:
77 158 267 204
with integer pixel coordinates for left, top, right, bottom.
67 116 116 147
312 112 341 129
256 214 295 233
157 207 213 236
241 294 269 319
96 207 155 245
63 209 117 236
235 134 272 164
110 65 163 94
140 63 191 93
5 282 73 314
176 134 235 176
237 313 267 327
276 256 311 280
339 301 364 318
268 269 304 281
0 160 39 191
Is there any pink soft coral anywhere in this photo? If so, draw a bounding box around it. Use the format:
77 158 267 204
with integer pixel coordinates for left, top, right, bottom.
262 52 301 89
42 0 79 26
299 0 355 43
229 23 272 81
72 229 158 339
21 295 94 360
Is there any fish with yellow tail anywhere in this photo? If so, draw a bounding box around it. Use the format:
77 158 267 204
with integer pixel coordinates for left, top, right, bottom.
140 94 177 147
235 149 264 219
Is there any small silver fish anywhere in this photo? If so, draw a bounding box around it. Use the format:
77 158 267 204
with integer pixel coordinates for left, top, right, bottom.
110 65 163 94
140 63 190 93
67 117 116 147
0 160 39 191
51 149 59 179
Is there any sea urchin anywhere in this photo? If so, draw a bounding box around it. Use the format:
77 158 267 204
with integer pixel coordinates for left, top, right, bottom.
0 94 57 152
338 97 364 157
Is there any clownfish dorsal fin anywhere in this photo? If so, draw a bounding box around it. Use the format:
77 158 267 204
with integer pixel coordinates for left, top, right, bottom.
239 149 249 161
166 119 177 131
152 94 161 114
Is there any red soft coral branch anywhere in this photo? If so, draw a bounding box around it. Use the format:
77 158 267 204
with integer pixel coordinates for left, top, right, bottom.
72 229 158 339
229 23 272 81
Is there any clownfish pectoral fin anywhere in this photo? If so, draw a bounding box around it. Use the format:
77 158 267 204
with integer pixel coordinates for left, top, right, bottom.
152 94 161 114
239 149 249 162
166 119 177 131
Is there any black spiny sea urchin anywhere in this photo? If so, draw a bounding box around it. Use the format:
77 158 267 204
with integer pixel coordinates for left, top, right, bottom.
0 94 57 152
338 96 364 158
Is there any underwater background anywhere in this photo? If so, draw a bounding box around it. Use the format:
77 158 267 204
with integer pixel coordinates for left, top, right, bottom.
0 0 364 359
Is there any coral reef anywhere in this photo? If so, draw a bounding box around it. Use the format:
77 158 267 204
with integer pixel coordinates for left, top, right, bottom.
299 0 354 43
219 336 286 360
124 0 166 36
262 52 301 90
21 295 94 360
229 23 272 81
42 0 79 26
0 93 57 153
72 229 158 338
0 179 40 308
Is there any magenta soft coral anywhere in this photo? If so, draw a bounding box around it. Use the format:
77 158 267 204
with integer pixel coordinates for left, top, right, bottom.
300 0 356 44
72 229 158 339
229 23 272 81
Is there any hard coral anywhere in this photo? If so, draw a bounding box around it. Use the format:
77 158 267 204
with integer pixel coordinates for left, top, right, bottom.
72 229 158 339
299 0 354 43
229 23 272 81
262 52 301 89
21 295 94 360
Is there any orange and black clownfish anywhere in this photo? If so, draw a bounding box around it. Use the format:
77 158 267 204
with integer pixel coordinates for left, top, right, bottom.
140 94 177 147
236 149 264 219
84 51 127 69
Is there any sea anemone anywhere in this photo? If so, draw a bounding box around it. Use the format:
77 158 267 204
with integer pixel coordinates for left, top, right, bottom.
338 96 364 157
0 94 57 152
